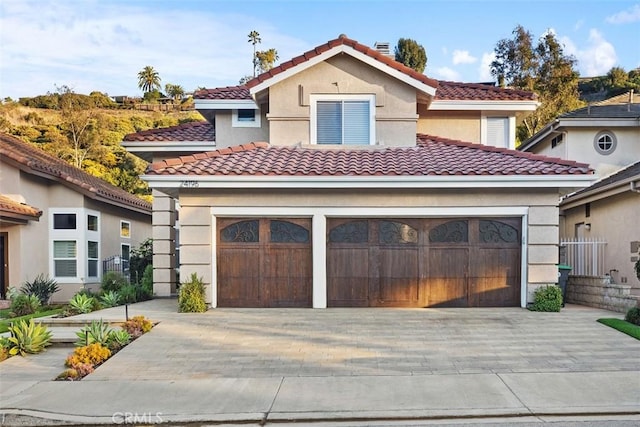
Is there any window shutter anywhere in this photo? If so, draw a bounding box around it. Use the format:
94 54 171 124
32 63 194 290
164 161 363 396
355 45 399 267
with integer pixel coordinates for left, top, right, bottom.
317 101 342 144
343 101 369 145
487 117 508 148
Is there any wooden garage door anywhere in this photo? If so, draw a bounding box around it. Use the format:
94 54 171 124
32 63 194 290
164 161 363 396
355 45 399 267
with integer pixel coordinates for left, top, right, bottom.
217 218 312 307
327 218 521 308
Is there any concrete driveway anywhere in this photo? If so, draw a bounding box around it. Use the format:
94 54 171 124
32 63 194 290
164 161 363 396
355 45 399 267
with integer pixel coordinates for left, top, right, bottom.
86 300 640 380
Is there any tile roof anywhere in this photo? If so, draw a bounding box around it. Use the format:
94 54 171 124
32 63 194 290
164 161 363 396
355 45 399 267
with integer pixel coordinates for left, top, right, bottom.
563 161 640 202
244 35 440 91
0 133 151 214
147 136 592 177
0 194 42 222
559 103 640 119
123 121 215 142
435 81 537 101
193 86 251 100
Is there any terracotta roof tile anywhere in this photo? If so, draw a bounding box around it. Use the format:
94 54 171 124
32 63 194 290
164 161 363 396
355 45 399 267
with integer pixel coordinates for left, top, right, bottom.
244 35 440 90
435 81 537 101
193 86 251 100
0 194 42 221
123 121 215 142
147 136 592 177
0 133 151 213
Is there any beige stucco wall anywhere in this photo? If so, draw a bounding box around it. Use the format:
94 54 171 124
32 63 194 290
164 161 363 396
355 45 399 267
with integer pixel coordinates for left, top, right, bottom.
530 127 640 178
417 110 481 143
176 187 562 306
0 162 151 302
561 191 640 292
267 55 418 147
213 107 269 148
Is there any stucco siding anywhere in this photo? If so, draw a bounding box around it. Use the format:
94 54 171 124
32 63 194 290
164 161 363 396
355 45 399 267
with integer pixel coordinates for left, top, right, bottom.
417 110 480 143
566 127 640 177
214 109 269 147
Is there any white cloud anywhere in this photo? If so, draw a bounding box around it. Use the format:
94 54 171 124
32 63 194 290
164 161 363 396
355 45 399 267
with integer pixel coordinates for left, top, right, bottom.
0 0 308 98
434 67 460 81
478 52 496 82
452 50 477 65
561 30 617 77
606 4 640 24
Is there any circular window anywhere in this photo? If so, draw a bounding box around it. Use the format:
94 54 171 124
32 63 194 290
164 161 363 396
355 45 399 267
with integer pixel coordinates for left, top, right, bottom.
593 131 617 155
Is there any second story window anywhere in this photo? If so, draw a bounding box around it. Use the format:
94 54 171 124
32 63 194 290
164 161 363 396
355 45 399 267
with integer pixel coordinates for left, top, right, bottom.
232 109 261 127
594 131 616 155
54 213 76 230
121 221 131 238
310 94 376 145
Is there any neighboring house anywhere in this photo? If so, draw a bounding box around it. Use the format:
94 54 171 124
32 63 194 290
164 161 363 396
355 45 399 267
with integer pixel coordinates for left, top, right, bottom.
520 92 640 302
560 161 640 293
518 91 640 178
0 133 152 301
123 35 593 308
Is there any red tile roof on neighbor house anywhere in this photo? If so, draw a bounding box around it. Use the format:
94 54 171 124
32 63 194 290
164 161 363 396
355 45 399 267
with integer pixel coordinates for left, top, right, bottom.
123 121 215 142
434 81 537 101
147 135 591 177
0 133 151 214
244 34 440 91
0 194 42 222
193 86 251 100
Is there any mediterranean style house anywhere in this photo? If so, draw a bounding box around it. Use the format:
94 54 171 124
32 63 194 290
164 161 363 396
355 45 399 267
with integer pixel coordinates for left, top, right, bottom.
123 35 594 308
520 92 640 296
0 133 152 301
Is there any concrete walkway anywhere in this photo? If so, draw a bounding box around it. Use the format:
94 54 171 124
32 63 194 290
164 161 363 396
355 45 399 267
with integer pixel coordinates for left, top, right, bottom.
1 299 639 425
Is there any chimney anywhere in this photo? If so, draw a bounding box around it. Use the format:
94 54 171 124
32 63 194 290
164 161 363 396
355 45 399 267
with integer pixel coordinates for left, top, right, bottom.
374 42 394 59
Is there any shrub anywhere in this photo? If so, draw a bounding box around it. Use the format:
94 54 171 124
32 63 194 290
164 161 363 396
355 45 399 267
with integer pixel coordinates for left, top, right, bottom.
68 293 96 314
625 307 640 326
140 264 154 299
10 294 41 316
0 337 10 362
119 283 138 304
75 319 113 347
178 273 207 313
65 343 111 368
100 290 121 308
106 329 131 351
7 319 52 356
101 272 128 293
530 285 563 312
122 316 153 339
129 238 152 285
56 368 80 381
21 274 59 305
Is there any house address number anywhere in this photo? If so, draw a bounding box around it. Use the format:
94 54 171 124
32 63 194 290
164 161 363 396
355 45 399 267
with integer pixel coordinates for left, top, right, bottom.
181 181 199 188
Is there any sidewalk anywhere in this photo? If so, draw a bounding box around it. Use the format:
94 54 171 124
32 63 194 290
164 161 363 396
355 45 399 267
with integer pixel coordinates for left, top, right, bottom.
1 299 639 425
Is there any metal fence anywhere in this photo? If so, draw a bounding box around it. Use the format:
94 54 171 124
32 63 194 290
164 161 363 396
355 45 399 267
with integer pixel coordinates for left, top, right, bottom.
102 255 130 282
560 238 607 276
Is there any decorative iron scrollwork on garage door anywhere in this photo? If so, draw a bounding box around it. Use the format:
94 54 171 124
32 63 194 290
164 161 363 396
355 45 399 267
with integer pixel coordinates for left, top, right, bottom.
329 221 369 243
379 221 418 244
479 220 518 243
270 220 310 243
221 220 259 243
429 220 468 243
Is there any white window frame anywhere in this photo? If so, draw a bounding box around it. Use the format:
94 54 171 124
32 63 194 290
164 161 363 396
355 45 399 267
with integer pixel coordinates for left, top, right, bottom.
480 114 515 149
593 130 617 155
120 220 131 238
53 240 78 278
87 240 99 279
310 94 376 145
232 108 261 128
49 208 101 283
121 243 131 262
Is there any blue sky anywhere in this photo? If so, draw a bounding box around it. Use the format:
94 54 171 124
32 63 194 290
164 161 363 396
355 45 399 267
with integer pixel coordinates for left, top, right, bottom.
1 0 639 99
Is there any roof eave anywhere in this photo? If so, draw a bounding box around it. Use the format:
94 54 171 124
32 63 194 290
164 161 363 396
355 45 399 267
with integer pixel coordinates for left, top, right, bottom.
560 175 640 209
429 100 539 111
194 99 258 110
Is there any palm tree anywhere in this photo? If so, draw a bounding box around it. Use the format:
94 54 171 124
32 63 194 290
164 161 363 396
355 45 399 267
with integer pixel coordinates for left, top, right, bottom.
137 66 161 94
248 30 261 77
255 48 279 73
165 83 185 102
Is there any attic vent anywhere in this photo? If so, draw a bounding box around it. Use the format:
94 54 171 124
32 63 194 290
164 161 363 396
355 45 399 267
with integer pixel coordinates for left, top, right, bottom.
374 42 394 59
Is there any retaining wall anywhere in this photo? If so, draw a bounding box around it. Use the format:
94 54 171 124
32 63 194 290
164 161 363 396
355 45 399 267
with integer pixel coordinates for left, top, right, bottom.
566 275 638 313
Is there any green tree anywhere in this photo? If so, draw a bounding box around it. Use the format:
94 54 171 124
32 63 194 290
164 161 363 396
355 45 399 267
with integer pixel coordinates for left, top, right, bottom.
137 66 161 94
164 83 185 102
394 38 427 73
255 48 279 73
248 30 261 77
57 86 102 168
607 66 629 87
491 26 583 142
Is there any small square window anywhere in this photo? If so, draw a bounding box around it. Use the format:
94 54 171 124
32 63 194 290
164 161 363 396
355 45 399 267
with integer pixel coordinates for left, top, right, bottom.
237 109 256 122
551 134 563 148
232 108 261 127
54 214 76 230
88 215 98 231
121 221 130 238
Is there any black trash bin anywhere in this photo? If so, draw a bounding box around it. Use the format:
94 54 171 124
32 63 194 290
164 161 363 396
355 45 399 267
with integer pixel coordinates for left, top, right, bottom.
557 264 572 307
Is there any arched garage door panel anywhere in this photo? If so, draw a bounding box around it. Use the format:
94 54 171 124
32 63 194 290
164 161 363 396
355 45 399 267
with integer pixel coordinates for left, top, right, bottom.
217 218 312 308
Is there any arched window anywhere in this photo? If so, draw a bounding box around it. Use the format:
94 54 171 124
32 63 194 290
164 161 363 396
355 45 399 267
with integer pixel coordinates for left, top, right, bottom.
594 131 617 155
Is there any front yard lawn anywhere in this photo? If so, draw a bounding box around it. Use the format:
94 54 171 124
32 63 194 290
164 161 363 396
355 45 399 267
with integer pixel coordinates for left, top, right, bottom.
597 318 640 340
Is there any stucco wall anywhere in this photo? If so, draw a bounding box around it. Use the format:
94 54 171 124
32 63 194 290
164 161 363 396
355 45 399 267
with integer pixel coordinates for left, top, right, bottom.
417 110 481 143
267 55 418 147
213 108 269 148
176 188 561 306
561 191 640 292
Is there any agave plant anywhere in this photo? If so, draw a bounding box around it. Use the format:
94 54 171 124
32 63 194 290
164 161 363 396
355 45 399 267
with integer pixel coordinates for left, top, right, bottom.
106 329 131 351
7 319 53 356
75 319 113 347
68 293 95 314
100 290 121 308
